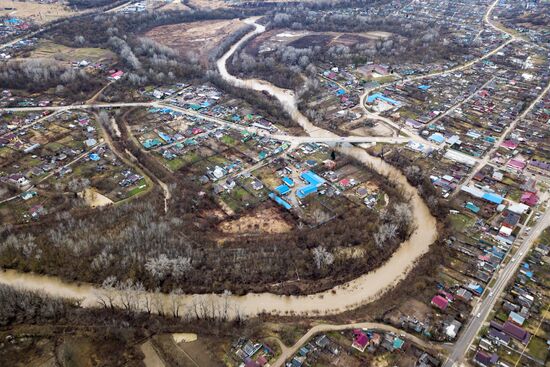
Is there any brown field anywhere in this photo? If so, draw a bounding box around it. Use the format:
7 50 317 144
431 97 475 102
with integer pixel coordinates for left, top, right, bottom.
219 206 293 234
187 0 228 9
248 28 392 55
0 0 75 24
152 334 221 367
144 19 245 65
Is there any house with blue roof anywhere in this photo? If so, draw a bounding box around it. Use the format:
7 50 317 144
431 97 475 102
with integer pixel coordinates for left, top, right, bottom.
158 132 172 143
275 184 291 196
508 311 525 326
297 171 326 199
465 202 480 213
429 133 445 144
482 192 503 205
282 177 294 187
143 139 162 149
366 93 400 106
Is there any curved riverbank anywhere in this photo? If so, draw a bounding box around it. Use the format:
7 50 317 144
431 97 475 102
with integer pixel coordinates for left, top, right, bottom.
0 18 438 319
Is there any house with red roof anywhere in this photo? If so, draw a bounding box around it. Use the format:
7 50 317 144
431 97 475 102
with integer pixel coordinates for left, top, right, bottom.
520 191 538 207
501 140 518 150
431 295 449 311
506 158 526 172
108 70 124 80
351 329 369 352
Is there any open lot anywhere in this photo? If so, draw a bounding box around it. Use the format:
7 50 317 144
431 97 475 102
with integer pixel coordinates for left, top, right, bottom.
0 0 74 24
145 19 246 65
27 40 116 64
218 205 293 234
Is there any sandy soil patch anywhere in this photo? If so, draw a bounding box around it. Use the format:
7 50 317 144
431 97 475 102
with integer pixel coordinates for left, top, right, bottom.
154 0 190 11
0 0 74 24
81 188 113 208
145 19 245 65
219 207 293 234
351 123 394 137
172 333 197 343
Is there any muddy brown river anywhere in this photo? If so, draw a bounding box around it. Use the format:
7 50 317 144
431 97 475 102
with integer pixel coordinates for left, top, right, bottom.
0 19 438 318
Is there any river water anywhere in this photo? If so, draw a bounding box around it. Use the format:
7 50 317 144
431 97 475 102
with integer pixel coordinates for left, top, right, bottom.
0 19 438 319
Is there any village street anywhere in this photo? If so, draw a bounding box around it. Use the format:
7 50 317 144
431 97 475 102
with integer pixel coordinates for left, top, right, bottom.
444 204 550 367
271 321 448 367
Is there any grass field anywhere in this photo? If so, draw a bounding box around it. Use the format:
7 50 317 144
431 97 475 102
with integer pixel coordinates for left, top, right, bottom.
527 336 548 361
127 179 148 197
449 212 475 232
28 41 116 64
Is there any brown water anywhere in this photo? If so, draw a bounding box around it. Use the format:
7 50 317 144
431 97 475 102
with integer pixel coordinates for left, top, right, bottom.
0 19 438 319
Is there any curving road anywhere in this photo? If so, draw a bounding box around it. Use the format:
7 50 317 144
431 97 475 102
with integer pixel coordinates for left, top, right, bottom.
271 321 445 367
357 0 516 147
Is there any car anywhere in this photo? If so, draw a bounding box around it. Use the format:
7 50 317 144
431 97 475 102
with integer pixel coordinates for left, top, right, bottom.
519 251 524 256
489 291 494 297
511 257 516 262
477 312 482 318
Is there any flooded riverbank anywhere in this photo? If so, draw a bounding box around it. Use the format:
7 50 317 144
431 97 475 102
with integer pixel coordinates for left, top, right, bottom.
0 19 438 319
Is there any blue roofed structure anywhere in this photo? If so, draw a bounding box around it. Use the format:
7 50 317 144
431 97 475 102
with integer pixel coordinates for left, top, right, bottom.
482 192 503 205
158 132 172 143
465 202 480 213
269 193 292 210
366 93 400 106
429 133 445 144
282 177 294 187
509 311 525 326
275 184 291 196
297 170 326 199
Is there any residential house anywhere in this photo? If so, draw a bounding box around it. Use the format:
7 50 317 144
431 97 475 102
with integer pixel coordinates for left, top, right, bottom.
473 351 498 366
351 329 369 352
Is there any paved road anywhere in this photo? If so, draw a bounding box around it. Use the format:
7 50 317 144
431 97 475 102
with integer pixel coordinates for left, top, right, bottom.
1 100 411 147
441 2 550 364
444 205 550 367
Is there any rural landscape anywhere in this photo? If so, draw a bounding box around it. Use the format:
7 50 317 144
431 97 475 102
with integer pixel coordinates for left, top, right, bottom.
0 0 549 366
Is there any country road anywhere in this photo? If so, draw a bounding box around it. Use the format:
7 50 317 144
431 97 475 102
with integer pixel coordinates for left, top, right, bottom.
271 322 446 367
